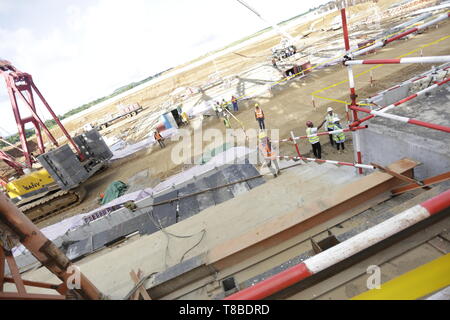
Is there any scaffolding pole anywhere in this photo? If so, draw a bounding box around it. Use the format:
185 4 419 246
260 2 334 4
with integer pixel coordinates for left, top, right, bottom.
348 12 450 58
350 77 450 127
341 8 363 174
278 126 368 142
345 56 450 65
349 105 450 133
224 188 450 300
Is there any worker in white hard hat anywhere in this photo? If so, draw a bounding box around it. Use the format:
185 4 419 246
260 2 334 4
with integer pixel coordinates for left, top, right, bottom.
306 119 326 159
258 131 280 177
254 103 266 130
325 107 340 147
330 118 346 153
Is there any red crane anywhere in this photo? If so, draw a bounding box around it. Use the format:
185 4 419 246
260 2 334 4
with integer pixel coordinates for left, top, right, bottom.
0 59 84 170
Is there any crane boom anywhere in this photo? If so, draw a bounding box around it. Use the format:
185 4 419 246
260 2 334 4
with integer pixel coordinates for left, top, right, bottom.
235 0 296 43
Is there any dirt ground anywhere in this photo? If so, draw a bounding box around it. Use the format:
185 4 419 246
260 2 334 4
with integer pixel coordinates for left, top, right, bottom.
4 0 449 227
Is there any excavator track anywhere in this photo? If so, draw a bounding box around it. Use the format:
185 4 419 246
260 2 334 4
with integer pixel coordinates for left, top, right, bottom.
19 187 87 224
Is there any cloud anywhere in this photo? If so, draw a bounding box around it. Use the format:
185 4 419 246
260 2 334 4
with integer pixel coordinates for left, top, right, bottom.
0 0 329 133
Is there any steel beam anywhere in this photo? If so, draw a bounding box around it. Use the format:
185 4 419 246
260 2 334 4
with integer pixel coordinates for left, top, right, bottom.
208 158 419 271
391 171 450 195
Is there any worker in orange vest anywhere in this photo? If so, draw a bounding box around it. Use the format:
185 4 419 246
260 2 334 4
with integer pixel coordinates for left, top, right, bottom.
258 131 280 177
154 130 165 149
254 104 265 130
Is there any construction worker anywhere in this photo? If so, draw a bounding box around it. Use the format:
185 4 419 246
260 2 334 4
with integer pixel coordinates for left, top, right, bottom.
223 113 232 129
231 96 239 112
331 119 346 153
325 107 340 147
254 104 265 130
222 98 230 112
258 131 280 178
154 130 165 149
212 101 220 118
306 119 326 159
181 111 189 124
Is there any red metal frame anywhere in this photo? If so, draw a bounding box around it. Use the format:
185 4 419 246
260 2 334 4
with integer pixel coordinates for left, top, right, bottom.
0 150 24 175
0 60 84 169
341 8 363 174
0 192 102 300
0 246 66 300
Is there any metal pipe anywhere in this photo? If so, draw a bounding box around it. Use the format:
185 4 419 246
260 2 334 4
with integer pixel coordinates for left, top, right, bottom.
341 8 363 174
349 12 450 58
225 188 450 300
290 131 302 158
349 105 450 133
350 77 450 127
345 56 450 65
0 192 103 300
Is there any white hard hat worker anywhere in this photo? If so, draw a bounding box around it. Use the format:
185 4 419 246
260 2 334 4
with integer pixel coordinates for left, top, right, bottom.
327 107 333 113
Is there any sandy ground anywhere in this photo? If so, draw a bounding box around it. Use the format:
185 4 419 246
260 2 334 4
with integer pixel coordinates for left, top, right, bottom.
2 0 448 227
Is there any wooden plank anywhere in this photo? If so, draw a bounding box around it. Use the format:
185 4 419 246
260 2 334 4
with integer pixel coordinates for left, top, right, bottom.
391 171 450 195
4 250 26 295
0 247 4 292
130 269 151 300
0 292 66 300
371 162 423 186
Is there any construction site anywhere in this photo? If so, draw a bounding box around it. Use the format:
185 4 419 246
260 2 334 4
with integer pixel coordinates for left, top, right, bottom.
0 0 449 302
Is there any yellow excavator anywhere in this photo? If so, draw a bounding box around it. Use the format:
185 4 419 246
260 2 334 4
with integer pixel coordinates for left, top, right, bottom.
0 59 112 223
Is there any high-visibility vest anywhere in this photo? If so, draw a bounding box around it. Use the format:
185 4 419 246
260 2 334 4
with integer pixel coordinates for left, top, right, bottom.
255 109 264 119
224 117 231 128
259 139 276 160
306 128 320 144
154 132 162 140
326 113 337 129
332 125 345 143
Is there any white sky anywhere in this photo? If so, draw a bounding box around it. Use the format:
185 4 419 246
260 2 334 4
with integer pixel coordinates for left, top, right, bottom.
0 0 329 134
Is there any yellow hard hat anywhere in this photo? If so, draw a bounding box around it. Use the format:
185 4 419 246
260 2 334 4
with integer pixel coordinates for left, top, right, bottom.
259 131 267 139
255 103 260 107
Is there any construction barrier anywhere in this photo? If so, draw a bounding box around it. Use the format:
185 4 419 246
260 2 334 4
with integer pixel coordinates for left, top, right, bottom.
276 155 375 170
224 188 450 300
351 77 450 127
277 126 368 142
349 105 450 133
344 56 450 65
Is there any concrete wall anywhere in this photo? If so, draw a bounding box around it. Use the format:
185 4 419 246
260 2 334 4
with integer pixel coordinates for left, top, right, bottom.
359 123 450 180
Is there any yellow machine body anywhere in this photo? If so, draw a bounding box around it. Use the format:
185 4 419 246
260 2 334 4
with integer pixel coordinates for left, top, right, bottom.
4 169 55 199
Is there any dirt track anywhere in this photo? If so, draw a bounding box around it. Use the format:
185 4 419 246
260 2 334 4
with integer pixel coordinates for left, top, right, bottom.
33 1 450 227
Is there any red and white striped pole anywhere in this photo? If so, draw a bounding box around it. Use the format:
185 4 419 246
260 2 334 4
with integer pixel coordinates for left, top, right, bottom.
290 131 302 158
277 155 375 170
278 126 368 142
224 188 450 300
348 12 450 58
341 8 363 174
350 77 450 128
349 105 450 133
344 56 450 65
